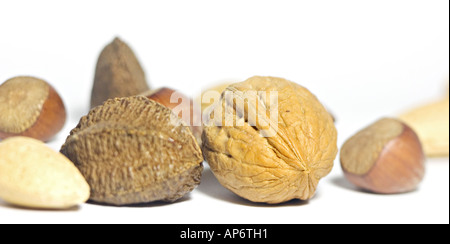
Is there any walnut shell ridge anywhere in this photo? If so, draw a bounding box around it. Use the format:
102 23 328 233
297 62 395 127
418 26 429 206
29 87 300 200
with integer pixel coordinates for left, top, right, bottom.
202 76 338 204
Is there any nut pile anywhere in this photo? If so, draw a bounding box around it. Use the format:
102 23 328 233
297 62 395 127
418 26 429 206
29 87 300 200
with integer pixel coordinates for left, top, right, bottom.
0 36 447 210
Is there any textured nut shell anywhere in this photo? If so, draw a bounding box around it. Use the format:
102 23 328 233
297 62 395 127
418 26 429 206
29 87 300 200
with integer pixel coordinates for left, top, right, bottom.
0 77 48 133
399 97 449 157
90 38 149 109
0 137 90 209
196 82 233 112
341 120 425 194
61 96 203 205
0 77 66 141
202 76 338 203
142 88 203 144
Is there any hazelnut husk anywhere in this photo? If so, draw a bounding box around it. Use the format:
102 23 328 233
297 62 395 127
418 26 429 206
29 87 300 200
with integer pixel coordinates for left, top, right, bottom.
340 118 425 194
0 76 66 142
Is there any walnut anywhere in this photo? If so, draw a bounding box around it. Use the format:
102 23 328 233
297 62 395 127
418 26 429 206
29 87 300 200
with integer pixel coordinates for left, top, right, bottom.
202 76 338 204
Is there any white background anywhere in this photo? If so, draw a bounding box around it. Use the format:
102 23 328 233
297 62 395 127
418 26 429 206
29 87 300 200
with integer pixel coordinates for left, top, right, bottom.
0 0 448 224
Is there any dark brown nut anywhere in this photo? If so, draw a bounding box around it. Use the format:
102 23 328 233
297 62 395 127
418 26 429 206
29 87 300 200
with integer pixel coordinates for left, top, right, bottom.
340 118 425 194
60 96 203 205
0 76 66 142
141 87 203 144
202 76 338 204
90 37 150 109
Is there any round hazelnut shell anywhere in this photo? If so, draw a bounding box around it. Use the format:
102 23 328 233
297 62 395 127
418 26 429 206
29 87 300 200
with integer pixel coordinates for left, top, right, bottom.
0 85 66 142
342 124 425 194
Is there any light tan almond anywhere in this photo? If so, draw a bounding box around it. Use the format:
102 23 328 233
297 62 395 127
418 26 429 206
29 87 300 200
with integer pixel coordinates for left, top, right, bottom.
0 137 90 209
399 97 449 157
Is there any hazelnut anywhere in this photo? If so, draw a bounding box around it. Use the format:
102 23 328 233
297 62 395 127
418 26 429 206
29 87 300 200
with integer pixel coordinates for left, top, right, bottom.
142 87 203 144
340 118 425 194
0 76 66 142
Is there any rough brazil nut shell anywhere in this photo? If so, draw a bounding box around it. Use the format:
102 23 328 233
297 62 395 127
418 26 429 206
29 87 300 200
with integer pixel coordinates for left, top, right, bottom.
141 87 203 144
340 118 425 194
90 37 150 109
60 96 204 206
0 137 90 209
0 76 66 142
202 76 338 204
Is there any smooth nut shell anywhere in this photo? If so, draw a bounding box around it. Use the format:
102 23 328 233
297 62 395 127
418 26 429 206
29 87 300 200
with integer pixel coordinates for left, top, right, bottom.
341 119 425 194
0 137 90 209
399 97 449 157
